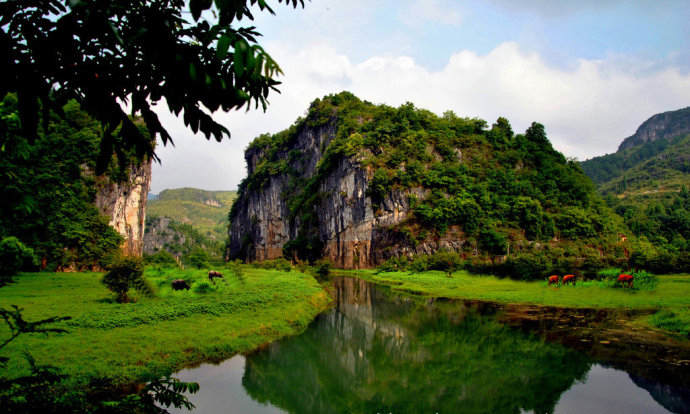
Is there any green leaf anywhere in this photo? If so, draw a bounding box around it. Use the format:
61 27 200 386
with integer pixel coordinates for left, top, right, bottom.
217 35 231 59
189 0 212 21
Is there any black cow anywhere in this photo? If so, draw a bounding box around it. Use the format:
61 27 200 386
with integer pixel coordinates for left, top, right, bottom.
171 279 190 291
208 270 224 283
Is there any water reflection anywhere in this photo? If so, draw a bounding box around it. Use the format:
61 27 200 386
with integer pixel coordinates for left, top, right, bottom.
172 277 690 414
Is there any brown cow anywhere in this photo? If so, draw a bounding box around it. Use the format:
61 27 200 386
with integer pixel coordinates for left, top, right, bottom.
548 275 559 286
171 279 190 291
618 273 634 288
208 270 224 284
562 274 575 286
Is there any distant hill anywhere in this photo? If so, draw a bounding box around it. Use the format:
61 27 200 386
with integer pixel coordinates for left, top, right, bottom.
145 187 237 248
581 107 690 197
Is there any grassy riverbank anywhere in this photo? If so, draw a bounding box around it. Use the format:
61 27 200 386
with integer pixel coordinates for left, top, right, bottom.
0 266 330 386
340 269 690 336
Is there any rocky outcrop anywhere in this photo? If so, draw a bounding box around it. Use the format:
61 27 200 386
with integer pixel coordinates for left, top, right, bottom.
94 161 152 256
142 216 185 255
618 106 690 151
228 121 459 269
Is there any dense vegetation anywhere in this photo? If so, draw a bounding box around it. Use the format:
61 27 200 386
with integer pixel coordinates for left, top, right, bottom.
0 93 144 272
235 92 626 276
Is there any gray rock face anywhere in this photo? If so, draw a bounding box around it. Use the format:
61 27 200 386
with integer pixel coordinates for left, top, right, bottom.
94 160 152 256
229 123 464 269
618 107 690 151
142 216 185 255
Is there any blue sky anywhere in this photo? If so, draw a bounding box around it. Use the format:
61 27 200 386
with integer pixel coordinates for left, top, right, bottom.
150 0 690 193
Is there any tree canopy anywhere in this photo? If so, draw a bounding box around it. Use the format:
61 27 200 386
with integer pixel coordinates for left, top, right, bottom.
1 0 304 172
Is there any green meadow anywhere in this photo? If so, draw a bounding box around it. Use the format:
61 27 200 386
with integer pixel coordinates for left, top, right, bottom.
0 266 330 386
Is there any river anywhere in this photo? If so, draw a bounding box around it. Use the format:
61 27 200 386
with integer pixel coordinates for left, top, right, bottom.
170 277 690 414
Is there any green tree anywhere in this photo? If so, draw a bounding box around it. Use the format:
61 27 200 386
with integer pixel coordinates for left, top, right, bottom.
2 0 304 171
185 249 210 269
101 256 146 303
0 237 38 282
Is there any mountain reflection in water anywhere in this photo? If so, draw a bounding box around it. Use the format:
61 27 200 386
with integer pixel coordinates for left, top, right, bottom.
171 277 689 414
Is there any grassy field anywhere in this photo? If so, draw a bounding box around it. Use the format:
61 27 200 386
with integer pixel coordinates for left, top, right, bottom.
0 266 330 386
339 269 690 336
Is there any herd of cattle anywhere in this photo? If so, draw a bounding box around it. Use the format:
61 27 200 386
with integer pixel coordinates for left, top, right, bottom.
547 273 634 288
171 270 225 291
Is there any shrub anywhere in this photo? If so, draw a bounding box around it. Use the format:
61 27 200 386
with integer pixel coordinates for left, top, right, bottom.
314 260 332 280
409 256 429 273
102 256 146 303
192 281 215 294
228 260 244 282
500 253 552 281
376 256 409 273
144 250 178 267
0 237 38 282
184 249 210 269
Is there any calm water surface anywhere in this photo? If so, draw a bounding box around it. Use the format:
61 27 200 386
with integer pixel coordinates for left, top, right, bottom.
171 277 690 414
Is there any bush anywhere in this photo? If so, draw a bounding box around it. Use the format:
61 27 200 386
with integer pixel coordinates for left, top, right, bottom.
102 256 146 303
228 260 245 282
144 250 178 267
184 249 210 269
0 237 38 282
314 260 332 280
409 256 429 273
376 256 409 273
192 281 215 294
500 253 552 281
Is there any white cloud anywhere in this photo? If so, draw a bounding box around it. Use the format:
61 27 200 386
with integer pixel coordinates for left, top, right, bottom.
151 41 690 193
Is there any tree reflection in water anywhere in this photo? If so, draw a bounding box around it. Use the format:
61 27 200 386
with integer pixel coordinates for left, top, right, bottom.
242 277 591 414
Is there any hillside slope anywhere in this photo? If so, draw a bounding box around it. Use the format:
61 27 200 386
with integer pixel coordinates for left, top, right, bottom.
229 92 624 270
146 188 237 242
579 108 690 271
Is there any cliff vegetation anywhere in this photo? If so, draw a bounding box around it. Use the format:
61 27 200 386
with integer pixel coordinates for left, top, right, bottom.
0 93 147 271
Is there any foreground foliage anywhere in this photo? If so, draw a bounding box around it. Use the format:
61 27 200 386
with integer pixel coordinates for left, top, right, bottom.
2 0 304 170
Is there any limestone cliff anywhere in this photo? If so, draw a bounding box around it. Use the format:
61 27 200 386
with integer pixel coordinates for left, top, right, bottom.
618 106 690 151
229 92 621 269
94 160 152 256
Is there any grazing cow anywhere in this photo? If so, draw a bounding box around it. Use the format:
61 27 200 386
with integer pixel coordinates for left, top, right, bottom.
548 275 559 286
618 273 634 288
171 279 190 291
562 274 575 286
208 270 224 283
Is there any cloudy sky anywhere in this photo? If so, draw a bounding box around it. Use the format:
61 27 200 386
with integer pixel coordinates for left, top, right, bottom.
150 0 690 194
